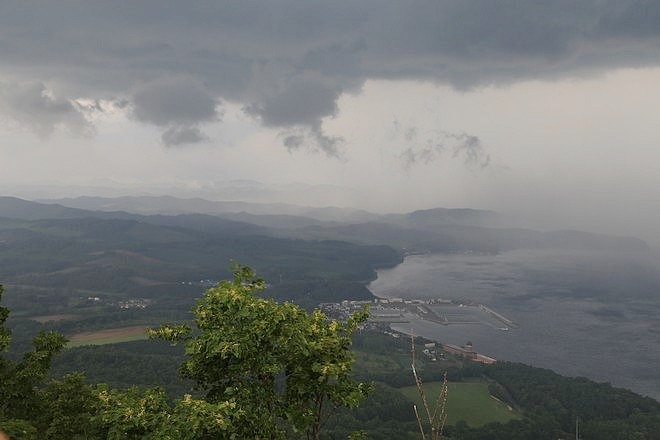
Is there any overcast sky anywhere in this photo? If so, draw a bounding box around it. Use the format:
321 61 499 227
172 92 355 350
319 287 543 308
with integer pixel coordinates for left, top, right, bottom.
1 1 660 242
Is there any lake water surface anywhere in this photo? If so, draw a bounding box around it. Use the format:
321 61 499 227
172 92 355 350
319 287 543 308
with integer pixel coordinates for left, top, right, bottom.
367 249 660 400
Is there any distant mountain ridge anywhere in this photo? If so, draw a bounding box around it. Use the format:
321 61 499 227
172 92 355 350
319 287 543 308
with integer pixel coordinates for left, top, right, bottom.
43 195 504 225
4 195 649 253
39 195 379 222
0 196 96 220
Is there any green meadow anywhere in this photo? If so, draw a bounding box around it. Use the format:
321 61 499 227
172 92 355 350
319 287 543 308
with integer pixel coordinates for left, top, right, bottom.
399 380 521 427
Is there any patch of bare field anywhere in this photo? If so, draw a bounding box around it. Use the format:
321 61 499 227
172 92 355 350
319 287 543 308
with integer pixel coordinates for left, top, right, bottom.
68 325 150 346
31 314 81 323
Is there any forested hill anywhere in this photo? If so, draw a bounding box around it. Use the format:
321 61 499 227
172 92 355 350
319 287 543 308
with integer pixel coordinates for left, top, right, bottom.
0 218 401 313
0 198 402 327
0 196 93 220
0 195 652 321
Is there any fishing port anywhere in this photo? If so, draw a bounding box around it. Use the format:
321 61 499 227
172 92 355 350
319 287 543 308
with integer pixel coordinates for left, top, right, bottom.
320 298 518 330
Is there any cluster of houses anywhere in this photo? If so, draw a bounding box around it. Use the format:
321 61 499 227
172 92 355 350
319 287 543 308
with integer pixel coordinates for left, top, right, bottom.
85 296 152 310
118 298 152 309
181 279 218 287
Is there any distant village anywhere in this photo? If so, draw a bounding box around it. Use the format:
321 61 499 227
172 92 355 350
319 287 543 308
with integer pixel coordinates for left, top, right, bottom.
320 297 509 365
86 296 152 310
86 285 504 364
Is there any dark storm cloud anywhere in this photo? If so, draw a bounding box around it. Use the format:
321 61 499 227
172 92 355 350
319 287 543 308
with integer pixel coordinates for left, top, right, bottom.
2 1 660 145
130 76 219 144
0 81 93 137
161 126 210 147
131 77 219 127
596 1 660 39
245 71 342 127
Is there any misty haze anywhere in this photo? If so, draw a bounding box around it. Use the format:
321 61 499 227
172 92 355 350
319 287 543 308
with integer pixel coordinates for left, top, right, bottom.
3 1 660 438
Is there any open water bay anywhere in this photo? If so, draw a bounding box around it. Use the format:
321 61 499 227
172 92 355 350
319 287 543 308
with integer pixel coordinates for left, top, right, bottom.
367 249 660 400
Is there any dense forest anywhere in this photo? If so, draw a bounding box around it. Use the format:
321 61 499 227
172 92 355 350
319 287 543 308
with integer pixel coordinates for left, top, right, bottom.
0 215 400 317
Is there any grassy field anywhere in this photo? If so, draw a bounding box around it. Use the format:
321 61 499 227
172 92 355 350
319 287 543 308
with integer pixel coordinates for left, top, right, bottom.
67 325 150 347
399 380 521 427
353 351 405 372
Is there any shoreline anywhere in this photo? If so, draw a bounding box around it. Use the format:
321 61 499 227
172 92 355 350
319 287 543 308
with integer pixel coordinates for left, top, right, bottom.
360 251 660 401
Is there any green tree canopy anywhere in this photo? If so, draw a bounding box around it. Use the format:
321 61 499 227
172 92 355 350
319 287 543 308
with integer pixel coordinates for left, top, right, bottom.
150 263 372 439
0 284 73 439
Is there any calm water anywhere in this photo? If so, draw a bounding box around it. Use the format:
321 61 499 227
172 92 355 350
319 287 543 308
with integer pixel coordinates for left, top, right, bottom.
367 249 660 400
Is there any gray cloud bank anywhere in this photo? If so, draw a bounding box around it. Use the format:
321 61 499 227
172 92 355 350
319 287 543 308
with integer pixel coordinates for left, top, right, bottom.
0 82 93 137
2 1 660 146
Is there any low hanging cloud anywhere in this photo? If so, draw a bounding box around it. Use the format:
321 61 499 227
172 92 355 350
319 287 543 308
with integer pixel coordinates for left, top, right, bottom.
245 69 347 155
131 76 218 126
2 1 660 150
131 76 219 146
0 82 93 137
245 70 343 128
161 126 209 147
279 124 344 157
398 125 490 170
